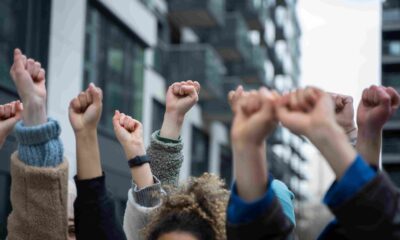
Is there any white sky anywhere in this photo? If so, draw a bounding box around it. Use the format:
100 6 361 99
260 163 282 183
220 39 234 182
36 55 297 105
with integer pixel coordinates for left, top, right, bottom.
298 0 381 104
297 0 382 200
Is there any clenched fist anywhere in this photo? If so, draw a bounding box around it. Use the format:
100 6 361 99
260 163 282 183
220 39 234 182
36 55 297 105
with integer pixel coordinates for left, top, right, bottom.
69 83 103 133
112 111 145 159
0 101 23 148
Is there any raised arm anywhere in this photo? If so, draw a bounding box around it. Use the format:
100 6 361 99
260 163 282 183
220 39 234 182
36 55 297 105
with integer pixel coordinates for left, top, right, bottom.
112 111 162 240
7 48 68 240
356 85 400 168
148 80 200 186
226 87 294 240
69 83 126 240
329 93 357 145
278 87 400 239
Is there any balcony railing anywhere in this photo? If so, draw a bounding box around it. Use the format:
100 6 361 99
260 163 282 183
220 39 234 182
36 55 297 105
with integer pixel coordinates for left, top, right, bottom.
165 44 225 100
226 45 268 86
168 0 225 28
383 8 400 25
203 13 252 62
226 0 267 31
382 74 400 90
383 138 400 155
201 77 242 123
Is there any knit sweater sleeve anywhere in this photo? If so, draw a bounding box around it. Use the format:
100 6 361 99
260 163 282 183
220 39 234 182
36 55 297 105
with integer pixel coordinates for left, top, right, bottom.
15 118 64 167
123 181 164 240
147 130 183 187
7 153 69 240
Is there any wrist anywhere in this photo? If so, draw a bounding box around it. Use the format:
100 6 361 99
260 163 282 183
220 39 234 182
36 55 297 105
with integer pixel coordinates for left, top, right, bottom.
124 144 146 160
22 101 47 126
160 111 184 140
75 129 97 140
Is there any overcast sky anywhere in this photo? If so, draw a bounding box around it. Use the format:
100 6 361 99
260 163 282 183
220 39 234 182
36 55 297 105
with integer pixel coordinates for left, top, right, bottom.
298 0 381 104
296 0 382 199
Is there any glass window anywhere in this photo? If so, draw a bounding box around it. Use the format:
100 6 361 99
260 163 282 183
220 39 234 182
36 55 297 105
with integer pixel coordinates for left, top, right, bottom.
84 3 145 131
0 0 51 92
191 126 210 177
151 99 165 133
0 172 11 239
219 144 233 186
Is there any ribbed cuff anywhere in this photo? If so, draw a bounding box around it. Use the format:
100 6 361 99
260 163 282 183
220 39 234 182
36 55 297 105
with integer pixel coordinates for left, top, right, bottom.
151 130 183 152
155 130 181 144
132 176 162 207
16 118 61 145
16 118 63 167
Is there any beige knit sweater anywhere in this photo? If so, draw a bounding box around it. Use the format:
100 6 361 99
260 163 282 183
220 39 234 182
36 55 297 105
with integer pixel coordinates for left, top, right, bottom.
7 152 69 240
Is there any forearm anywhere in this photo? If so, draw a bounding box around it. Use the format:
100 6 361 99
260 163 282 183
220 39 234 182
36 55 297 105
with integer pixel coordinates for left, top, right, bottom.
160 111 183 140
130 163 154 189
75 130 102 180
310 124 357 179
22 100 47 126
356 129 381 167
233 142 268 202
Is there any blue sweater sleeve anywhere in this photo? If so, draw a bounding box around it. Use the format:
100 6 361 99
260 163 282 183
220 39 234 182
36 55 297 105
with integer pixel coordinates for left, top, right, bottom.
227 175 275 224
324 155 377 208
15 118 64 167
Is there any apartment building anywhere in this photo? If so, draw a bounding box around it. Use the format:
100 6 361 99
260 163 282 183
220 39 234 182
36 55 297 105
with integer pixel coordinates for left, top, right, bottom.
0 0 305 236
382 0 400 186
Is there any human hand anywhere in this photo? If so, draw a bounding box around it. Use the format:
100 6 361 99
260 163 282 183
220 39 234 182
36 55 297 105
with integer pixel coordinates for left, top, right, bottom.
357 85 400 133
356 85 400 166
277 87 356 179
230 87 279 149
160 80 200 139
0 101 23 148
68 83 103 133
230 87 279 201
10 49 46 126
329 93 356 133
277 87 338 141
112 111 145 159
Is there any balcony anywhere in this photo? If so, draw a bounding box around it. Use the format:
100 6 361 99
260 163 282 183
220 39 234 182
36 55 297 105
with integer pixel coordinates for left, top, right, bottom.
226 0 267 31
382 73 400 90
203 13 251 62
167 0 225 28
226 45 268 86
383 8 400 30
383 40 400 64
201 77 242 123
165 44 225 100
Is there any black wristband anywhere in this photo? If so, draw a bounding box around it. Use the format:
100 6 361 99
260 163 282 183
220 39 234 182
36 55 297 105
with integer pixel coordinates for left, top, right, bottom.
128 155 150 168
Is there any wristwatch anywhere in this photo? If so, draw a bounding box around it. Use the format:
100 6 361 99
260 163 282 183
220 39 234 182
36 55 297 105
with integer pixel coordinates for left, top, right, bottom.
128 155 150 168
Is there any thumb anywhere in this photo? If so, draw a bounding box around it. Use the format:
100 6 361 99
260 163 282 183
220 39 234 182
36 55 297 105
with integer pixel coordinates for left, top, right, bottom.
112 111 126 136
2 116 19 131
89 83 103 106
13 48 25 70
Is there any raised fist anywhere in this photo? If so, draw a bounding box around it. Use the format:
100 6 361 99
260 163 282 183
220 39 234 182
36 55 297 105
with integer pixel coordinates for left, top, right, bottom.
230 87 279 148
357 85 400 131
329 93 356 133
10 48 46 126
0 101 23 148
277 87 337 141
112 111 145 159
165 80 200 119
69 83 103 133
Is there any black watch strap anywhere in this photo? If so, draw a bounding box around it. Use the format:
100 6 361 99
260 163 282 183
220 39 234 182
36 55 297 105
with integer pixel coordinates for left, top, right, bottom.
128 155 150 168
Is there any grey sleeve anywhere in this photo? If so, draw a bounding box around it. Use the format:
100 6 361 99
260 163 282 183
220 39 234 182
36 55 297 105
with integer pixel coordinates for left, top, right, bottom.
147 130 183 187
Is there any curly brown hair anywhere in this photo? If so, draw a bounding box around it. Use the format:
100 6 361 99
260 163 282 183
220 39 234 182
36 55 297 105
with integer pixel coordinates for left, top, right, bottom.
144 173 229 240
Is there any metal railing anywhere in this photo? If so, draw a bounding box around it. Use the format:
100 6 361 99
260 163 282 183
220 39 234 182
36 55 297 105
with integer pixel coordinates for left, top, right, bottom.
166 44 225 100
